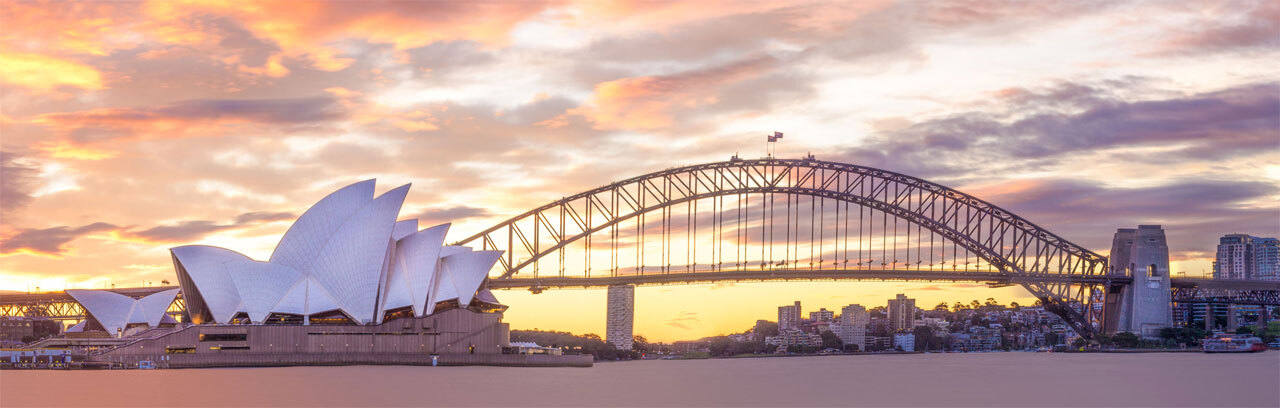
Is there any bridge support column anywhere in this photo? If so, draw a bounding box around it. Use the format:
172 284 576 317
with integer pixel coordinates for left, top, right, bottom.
1260 307 1270 329
1227 305 1239 331
606 284 635 350
1204 304 1214 332
1107 225 1172 338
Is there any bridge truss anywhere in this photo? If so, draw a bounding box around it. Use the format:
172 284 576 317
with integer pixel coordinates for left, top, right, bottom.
456 158 1112 336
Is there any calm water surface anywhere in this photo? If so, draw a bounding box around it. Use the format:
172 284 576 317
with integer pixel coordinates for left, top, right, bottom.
3 352 1277 407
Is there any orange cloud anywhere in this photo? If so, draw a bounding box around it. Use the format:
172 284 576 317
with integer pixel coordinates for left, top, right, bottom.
570 56 777 130
33 141 118 160
141 1 554 73
0 51 104 91
0 2 142 56
1 1 553 84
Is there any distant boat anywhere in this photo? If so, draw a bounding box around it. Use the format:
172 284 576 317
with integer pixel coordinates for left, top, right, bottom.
1202 335 1266 353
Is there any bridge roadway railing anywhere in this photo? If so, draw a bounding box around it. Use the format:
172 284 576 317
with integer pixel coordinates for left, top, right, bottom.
484 268 1120 290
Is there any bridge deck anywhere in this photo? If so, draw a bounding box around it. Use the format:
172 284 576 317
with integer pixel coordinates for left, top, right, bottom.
485 269 1125 289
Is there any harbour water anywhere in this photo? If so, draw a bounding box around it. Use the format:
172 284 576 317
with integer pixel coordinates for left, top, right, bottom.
3 352 1277 407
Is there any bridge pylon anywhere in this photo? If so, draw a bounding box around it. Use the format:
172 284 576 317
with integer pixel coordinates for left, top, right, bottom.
1104 225 1172 338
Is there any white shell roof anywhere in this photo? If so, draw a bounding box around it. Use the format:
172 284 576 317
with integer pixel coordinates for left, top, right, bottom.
66 288 179 336
269 180 374 274
165 180 499 326
392 223 450 317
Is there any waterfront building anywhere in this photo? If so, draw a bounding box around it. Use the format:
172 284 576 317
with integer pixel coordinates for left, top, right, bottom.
764 329 822 349
779 301 802 330
0 317 62 344
887 294 916 332
1214 234 1280 280
892 333 915 352
863 335 892 351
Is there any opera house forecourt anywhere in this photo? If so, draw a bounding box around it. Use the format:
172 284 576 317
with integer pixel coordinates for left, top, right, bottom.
69 180 591 368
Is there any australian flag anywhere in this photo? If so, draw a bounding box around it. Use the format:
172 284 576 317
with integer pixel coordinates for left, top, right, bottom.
767 131 784 142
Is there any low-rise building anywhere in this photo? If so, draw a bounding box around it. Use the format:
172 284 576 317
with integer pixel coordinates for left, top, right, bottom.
893 333 915 352
0 317 61 343
864 335 892 351
764 329 822 349
949 326 1003 351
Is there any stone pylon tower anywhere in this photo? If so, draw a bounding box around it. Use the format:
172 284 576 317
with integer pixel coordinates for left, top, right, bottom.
606 284 635 350
1105 225 1172 338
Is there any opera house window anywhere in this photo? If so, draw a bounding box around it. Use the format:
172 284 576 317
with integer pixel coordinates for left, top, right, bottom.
199 333 248 342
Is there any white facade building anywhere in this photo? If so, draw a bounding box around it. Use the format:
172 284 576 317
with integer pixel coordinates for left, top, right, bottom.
893 333 915 352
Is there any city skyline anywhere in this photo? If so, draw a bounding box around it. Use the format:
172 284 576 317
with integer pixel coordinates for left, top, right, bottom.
2 0 1279 342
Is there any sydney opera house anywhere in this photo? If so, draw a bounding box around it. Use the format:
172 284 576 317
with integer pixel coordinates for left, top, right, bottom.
75 180 589 367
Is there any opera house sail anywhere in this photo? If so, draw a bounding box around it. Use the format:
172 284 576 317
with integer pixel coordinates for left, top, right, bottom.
168 180 501 326
69 180 591 367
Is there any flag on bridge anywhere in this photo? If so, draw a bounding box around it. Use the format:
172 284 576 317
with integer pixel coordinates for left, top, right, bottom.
768 131 784 142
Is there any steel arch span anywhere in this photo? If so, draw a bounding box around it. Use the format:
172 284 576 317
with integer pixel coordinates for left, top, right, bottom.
455 157 1111 336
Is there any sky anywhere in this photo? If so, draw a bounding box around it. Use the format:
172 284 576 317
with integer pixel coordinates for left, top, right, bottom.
1 0 1277 342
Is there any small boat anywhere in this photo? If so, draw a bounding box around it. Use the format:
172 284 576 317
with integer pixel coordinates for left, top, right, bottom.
1202 335 1266 353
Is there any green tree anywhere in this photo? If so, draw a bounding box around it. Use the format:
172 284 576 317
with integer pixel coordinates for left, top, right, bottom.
1157 327 1206 347
984 298 998 307
753 320 779 338
970 299 981 309
1071 337 1088 349
912 326 935 351
953 302 966 312
1113 332 1140 348
1235 326 1253 335
1009 301 1020 309
820 330 843 350
708 337 733 356
633 335 650 353
1095 333 1113 347
1045 332 1061 346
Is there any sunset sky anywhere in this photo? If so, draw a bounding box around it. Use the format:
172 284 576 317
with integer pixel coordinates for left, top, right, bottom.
1 0 1277 342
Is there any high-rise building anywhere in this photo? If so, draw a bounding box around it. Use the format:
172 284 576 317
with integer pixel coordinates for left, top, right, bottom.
833 304 868 348
778 301 802 330
887 294 916 332
1255 237 1279 281
1216 234 1254 279
809 308 834 323
1214 234 1280 280
606 284 635 350
840 304 868 327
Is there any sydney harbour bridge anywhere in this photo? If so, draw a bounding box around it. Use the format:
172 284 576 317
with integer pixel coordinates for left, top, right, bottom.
4 157 1278 339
